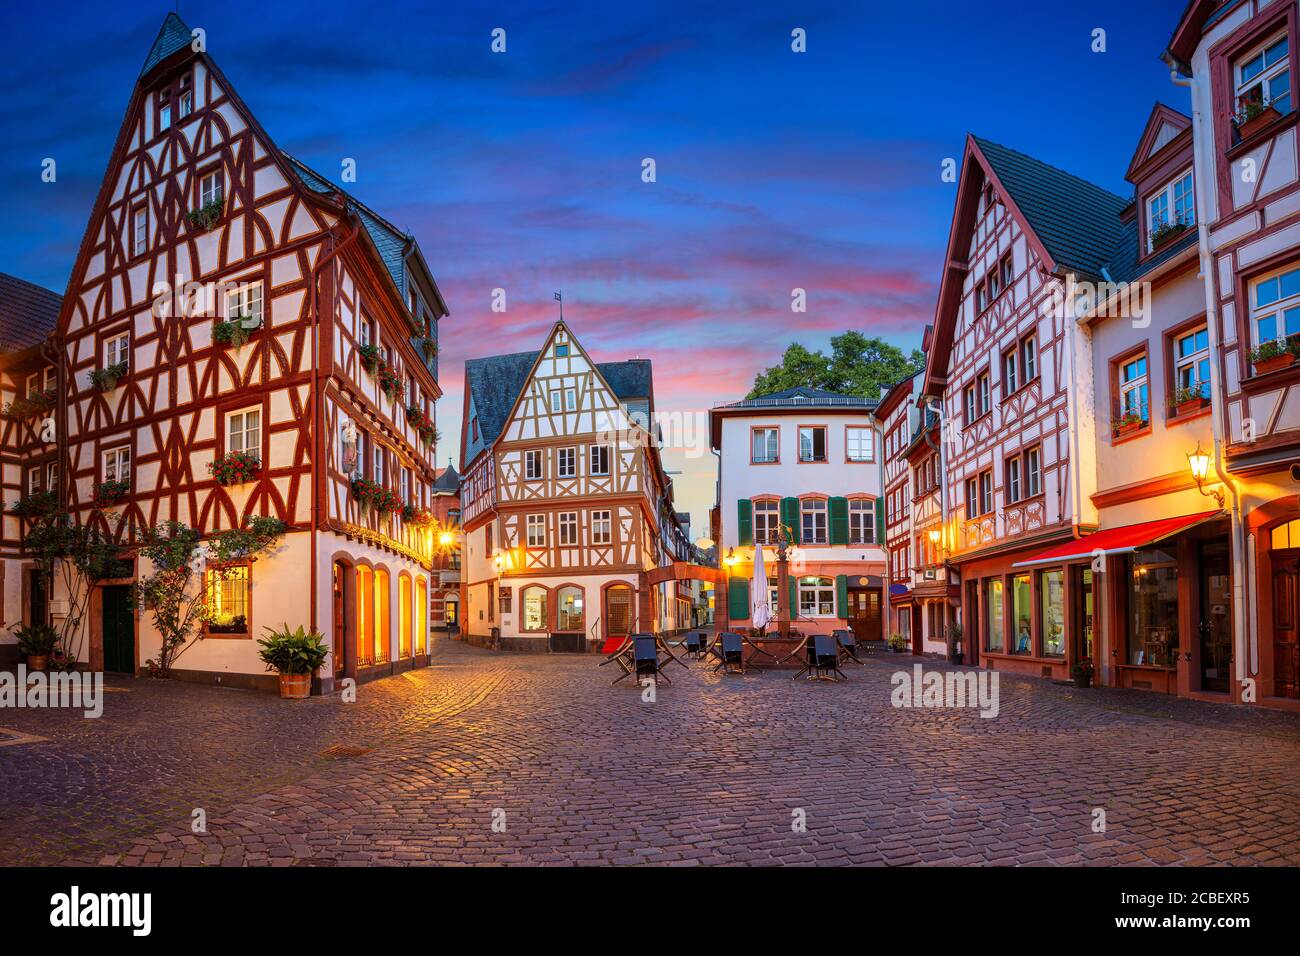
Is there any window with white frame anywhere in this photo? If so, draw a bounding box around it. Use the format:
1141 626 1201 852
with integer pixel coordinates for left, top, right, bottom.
228 408 261 459
801 498 828 544
1021 334 1037 381
45 462 58 493
1236 34 1291 120
225 281 264 327
1026 446 1042 497
1003 347 1019 394
964 383 977 423
1006 455 1022 503
1147 170 1194 249
845 426 874 462
27 467 41 494
373 445 384 485
798 576 836 617
965 477 977 515
1252 264 1300 349
549 386 577 413
1173 326 1210 400
400 468 410 503
526 514 546 547
1119 353 1149 422
753 499 780 545
103 446 131 485
589 444 610 476
25 373 40 398
200 169 223 208
592 510 612 545
42 366 55 391
798 426 827 463
106 333 130 370
979 471 993 514
559 511 578 546
131 206 148 256
524 449 543 480
751 427 778 463
978 372 991 416
557 446 577 478
158 95 171 131
848 499 874 544
178 86 193 119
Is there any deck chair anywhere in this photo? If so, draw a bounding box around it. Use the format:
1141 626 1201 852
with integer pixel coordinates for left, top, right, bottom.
597 635 635 684
632 634 670 685
712 632 745 674
683 630 709 660
811 634 847 681
832 629 866 667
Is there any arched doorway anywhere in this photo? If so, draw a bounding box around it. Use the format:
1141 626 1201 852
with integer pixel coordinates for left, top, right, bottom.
604 583 634 641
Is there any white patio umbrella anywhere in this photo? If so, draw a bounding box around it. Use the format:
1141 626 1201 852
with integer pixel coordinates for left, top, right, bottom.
750 543 772 632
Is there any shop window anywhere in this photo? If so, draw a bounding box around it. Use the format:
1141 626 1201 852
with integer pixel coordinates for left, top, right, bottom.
1039 569 1065 658
984 578 1004 653
522 586 548 631
556 586 584 631
1010 573 1032 656
206 566 250 634
1125 547 1178 668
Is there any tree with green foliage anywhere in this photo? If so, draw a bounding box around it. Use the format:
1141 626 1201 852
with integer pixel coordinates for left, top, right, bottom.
748 331 924 400
135 516 287 677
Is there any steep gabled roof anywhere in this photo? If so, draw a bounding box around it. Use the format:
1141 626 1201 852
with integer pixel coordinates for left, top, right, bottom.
140 12 191 78
973 136 1129 279
0 273 62 353
1125 103 1193 183
464 349 654 449
432 464 460 493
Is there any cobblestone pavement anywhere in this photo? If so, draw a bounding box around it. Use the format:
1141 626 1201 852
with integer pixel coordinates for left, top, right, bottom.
2 639 1299 866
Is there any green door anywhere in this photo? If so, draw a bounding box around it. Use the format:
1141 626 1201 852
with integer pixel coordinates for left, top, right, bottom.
102 585 134 674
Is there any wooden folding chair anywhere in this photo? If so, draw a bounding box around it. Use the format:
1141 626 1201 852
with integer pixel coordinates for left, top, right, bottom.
712 632 745 674
832 629 866 668
597 635 635 684
811 634 847 681
632 634 671 685
683 630 709 660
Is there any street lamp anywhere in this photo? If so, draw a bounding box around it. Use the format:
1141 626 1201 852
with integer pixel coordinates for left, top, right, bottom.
1187 441 1224 508
723 548 739 568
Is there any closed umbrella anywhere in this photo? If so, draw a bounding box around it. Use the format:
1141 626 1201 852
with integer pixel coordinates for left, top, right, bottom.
751 544 772 632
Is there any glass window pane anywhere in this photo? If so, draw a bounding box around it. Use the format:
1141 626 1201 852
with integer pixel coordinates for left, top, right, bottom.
1256 276 1281 307
1040 570 1065 658
1011 574 1032 656
985 579 1004 653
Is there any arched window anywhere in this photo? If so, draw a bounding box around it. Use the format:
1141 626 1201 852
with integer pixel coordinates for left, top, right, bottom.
415 577 427 656
356 566 374 666
1272 518 1300 549
374 568 390 663
522 586 548 632
399 574 412 659
556 586 584 631
605 584 633 638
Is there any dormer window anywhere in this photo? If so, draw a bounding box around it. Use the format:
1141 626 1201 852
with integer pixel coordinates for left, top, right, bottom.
1147 170 1194 251
1236 34 1291 122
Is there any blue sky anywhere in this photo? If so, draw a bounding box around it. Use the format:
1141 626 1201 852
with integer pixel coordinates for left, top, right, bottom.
0 0 1187 530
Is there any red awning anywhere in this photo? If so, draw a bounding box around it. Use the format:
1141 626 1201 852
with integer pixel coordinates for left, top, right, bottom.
1011 511 1221 568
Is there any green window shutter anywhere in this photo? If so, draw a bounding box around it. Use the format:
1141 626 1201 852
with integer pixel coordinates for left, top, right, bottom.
788 577 798 619
829 496 849 545
836 574 849 619
781 497 801 544
875 497 885 544
728 578 750 620
737 499 753 547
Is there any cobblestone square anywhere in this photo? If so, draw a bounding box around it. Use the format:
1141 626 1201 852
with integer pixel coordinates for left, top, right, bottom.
1 640 1298 866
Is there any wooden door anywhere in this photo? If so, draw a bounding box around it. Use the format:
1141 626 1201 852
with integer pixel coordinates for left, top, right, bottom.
101 585 134 674
847 589 882 641
1198 543 1231 694
29 570 49 626
1273 553 1300 699
605 585 633 640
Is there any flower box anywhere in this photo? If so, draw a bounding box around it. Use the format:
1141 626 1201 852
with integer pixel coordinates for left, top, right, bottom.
1255 352 1296 375
213 315 261 347
209 450 262 486
187 199 225 232
1237 104 1280 141
89 362 128 393
92 479 131 508
406 405 437 445
350 478 400 514
12 490 57 519
1174 396 1210 417
1112 417 1145 438
377 364 402 402
1 389 56 421
1150 221 1188 250
358 344 381 375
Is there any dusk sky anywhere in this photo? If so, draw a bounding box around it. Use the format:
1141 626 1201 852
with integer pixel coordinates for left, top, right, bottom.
1 0 1187 533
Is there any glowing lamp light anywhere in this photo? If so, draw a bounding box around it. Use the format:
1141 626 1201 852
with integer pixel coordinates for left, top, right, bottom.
1187 443 1211 483
723 548 739 567
439 531 455 548
928 528 941 546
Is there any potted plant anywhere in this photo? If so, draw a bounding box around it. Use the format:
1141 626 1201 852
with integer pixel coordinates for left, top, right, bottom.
377 363 402 402
14 623 58 672
1070 657 1094 689
212 314 260 347
209 449 262 486
1250 338 1296 375
89 361 128 393
1236 94 1280 141
945 622 963 665
187 198 225 231
92 478 131 508
406 405 437 445
256 623 329 699
1 389 56 421
1171 382 1209 417
12 490 57 519
351 477 401 514
1149 216 1189 250
358 343 381 375
888 632 907 653
1111 410 1146 438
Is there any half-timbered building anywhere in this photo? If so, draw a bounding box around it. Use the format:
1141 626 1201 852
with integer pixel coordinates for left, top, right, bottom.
459 320 695 651
876 369 927 652
0 274 63 664
11 13 449 692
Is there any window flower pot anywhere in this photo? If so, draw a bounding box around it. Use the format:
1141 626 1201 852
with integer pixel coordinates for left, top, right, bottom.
1 389 56 421
213 315 260 347
1237 104 1280 141
89 362 128 393
377 364 402 402
1174 397 1210 417
1254 352 1296 375
358 344 381 376
1150 222 1188 250
1112 418 1145 438
209 450 263 486
92 479 131 508
12 490 57 519
187 199 225 232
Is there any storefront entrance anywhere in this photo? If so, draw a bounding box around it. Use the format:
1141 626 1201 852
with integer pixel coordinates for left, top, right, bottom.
101 585 134 674
1271 550 1300 699
1199 541 1232 694
846 587 882 642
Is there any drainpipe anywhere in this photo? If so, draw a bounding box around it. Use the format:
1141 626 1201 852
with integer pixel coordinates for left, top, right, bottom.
921 393 949 643
1169 64 1252 695
1062 283 1087 537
